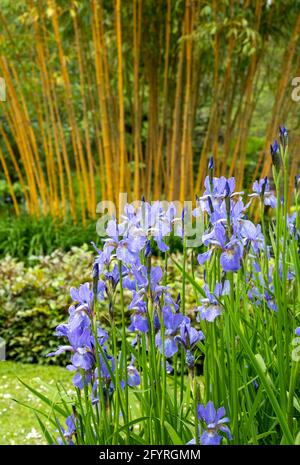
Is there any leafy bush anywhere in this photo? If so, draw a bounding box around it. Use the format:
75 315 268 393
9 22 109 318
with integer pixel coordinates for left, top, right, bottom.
0 246 93 364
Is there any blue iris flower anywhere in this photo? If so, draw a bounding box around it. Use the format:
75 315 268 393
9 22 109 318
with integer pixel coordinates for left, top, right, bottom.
187 401 232 445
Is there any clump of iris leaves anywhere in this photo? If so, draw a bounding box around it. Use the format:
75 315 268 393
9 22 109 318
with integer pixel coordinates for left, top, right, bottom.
20 127 300 445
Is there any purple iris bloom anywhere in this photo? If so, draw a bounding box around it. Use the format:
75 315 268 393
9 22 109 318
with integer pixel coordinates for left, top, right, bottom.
196 176 240 213
70 280 106 311
104 219 145 266
165 360 174 374
48 306 93 357
70 283 93 310
295 327 300 337
98 352 115 382
67 366 92 389
249 178 277 208
56 415 76 445
220 240 242 272
197 401 232 445
128 290 149 333
92 242 113 274
127 363 141 387
187 401 232 445
238 221 264 254
129 310 149 333
71 347 95 371
155 307 185 357
179 317 205 348
129 201 171 252
199 222 243 272
197 281 229 322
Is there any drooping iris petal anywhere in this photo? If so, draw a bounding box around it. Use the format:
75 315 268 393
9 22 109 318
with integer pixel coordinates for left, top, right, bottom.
155 333 179 358
220 246 241 272
127 365 140 387
197 249 213 265
201 431 222 446
198 304 221 322
71 349 94 370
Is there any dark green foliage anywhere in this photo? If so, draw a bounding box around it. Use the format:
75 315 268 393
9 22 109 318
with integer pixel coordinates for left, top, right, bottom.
0 213 98 262
0 247 93 364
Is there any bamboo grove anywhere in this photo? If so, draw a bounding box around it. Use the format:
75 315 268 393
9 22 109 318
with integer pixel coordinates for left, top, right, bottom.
0 0 300 222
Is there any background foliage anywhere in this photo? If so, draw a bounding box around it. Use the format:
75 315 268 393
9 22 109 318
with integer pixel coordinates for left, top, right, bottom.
0 246 93 363
0 0 300 222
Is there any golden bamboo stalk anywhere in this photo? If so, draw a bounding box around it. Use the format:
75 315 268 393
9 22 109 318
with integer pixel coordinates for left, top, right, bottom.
0 125 30 208
133 0 142 200
91 0 114 203
48 0 89 222
154 0 171 200
73 10 96 217
0 58 39 214
168 18 185 201
0 146 20 215
115 0 126 195
179 0 192 203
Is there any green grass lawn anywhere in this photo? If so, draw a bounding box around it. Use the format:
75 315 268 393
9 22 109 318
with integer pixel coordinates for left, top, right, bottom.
0 361 72 445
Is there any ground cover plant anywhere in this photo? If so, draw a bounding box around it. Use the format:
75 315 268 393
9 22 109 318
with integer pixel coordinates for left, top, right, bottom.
23 128 300 445
0 362 72 445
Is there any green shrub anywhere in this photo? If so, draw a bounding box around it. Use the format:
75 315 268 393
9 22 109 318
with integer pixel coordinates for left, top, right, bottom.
0 214 98 262
0 246 93 364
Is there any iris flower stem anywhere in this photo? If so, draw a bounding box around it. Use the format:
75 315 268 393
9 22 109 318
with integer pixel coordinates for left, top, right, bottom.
160 311 166 444
141 333 151 443
91 315 109 442
147 251 160 443
173 352 178 428
260 201 269 281
282 146 290 379
229 271 239 444
194 379 199 445
112 317 120 444
274 171 287 411
118 260 129 442
179 235 187 435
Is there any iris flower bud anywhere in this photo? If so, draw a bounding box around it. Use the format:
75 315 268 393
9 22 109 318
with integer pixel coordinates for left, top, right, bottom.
270 139 280 170
279 126 288 144
261 177 268 198
185 350 195 369
144 239 152 258
92 263 99 309
208 156 214 171
208 196 214 213
208 156 214 192
224 181 231 198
